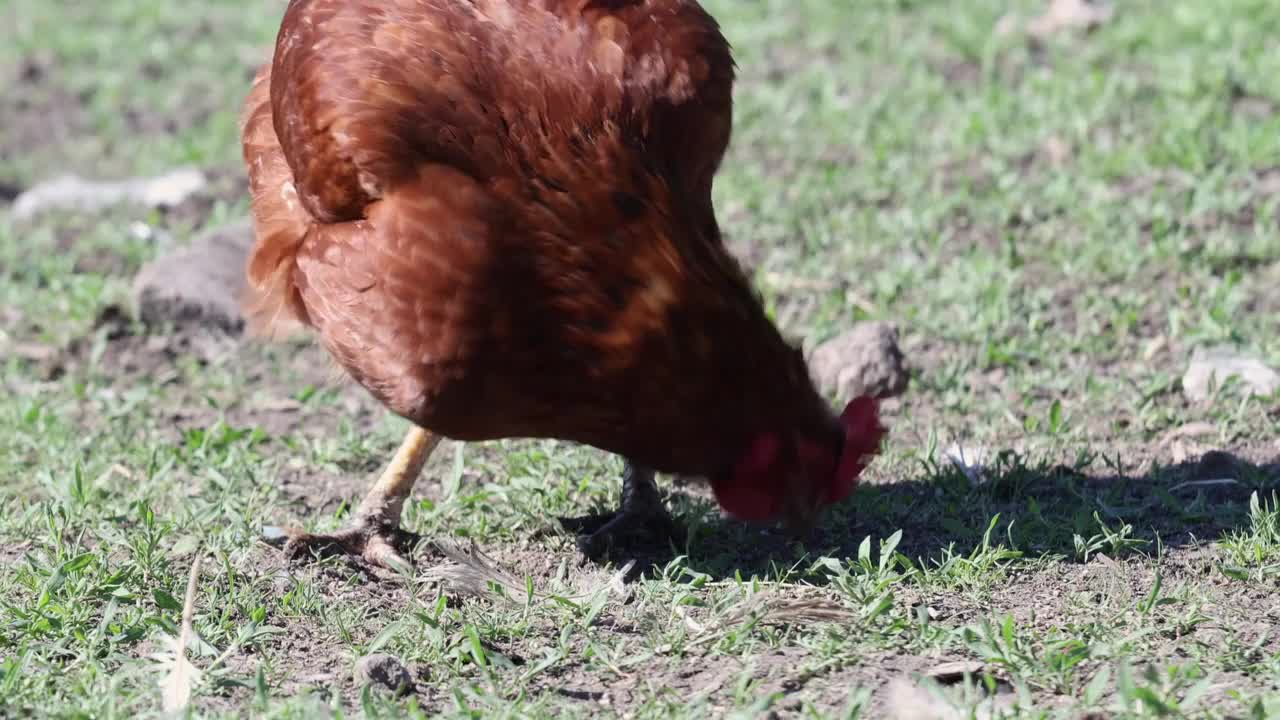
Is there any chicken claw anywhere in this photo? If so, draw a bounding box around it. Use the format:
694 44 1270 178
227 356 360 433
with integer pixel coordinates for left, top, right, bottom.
283 520 419 573
563 463 683 560
283 426 440 573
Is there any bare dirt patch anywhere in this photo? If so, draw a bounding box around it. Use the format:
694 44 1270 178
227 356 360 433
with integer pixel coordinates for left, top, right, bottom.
0 55 94 182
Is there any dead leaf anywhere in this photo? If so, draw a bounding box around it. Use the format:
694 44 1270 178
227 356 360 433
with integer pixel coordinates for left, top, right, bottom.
944 444 990 485
423 540 633 604
1168 478 1240 494
1158 422 1217 463
160 554 203 712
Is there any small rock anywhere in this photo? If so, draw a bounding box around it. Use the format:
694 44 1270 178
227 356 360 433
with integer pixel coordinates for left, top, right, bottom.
809 321 909 400
354 653 412 696
1027 0 1113 38
12 167 207 220
260 526 289 545
997 0 1114 39
131 219 254 334
924 661 985 684
882 677 959 720
885 672 1017 720
1182 347 1279 402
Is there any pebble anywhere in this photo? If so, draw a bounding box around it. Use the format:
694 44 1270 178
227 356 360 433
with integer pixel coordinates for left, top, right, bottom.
1182 347 1279 402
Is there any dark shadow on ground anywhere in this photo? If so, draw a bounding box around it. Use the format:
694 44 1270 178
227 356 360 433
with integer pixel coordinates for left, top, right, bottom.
581 449 1280 582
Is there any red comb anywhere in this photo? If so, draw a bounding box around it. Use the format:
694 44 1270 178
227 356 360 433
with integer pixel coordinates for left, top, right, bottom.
828 396 885 503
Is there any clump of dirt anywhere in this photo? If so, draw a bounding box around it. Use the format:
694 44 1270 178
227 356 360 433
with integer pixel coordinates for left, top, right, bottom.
810 321 910 401
132 218 254 335
353 653 413 696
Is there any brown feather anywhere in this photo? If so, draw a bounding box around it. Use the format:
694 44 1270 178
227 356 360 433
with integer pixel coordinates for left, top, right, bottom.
242 0 832 476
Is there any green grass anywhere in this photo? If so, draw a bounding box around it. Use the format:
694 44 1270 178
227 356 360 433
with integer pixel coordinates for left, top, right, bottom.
2 0 1280 717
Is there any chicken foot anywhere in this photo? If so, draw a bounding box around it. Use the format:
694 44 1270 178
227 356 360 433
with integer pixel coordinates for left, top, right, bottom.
284 425 440 572
562 462 682 559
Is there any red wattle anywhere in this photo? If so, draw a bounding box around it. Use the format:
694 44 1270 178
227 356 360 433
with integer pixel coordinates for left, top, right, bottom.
710 483 780 522
829 396 885 503
712 433 781 521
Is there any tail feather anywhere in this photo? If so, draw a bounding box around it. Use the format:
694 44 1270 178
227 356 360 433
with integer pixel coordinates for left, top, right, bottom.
240 64 313 339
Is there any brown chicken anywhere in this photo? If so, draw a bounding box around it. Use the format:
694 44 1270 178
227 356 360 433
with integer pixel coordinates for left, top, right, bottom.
242 0 885 569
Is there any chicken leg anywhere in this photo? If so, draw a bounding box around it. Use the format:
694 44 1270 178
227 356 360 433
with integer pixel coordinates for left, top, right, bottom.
284 425 440 572
563 462 682 559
